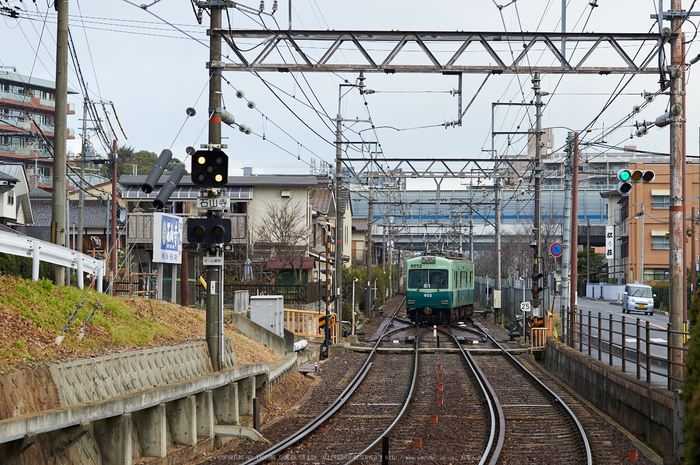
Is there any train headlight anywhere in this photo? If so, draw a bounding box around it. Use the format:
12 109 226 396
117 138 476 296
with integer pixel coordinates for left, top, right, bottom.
441 300 449 305
407 299 415 304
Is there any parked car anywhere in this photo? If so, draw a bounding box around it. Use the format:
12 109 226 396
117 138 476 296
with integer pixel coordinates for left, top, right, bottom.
622 283 655 315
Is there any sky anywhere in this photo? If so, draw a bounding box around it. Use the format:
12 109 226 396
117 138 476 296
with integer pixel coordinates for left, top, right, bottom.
1 0 698 190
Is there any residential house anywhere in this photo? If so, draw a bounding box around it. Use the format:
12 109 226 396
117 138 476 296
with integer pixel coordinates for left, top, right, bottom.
0 162 33 227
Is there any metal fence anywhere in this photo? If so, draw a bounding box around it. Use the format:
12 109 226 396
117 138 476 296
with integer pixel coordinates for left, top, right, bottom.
475 274 553 321
564 308 688 389
196 283 307 306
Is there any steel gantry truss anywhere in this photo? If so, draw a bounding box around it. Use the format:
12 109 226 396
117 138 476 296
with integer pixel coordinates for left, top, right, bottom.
212 30 664 75
341 157 522 180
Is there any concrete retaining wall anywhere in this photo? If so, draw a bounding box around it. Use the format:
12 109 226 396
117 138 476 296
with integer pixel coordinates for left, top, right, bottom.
232 313 287 355
545 337 682 460
49 340 235 406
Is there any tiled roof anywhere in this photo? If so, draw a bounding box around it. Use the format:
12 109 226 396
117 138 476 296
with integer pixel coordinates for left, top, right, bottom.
311 188 332 215
119 174 319 188
352 217 368 232
267 256 315 270
0 169 19 183
28 186 52 198
30 198 110 228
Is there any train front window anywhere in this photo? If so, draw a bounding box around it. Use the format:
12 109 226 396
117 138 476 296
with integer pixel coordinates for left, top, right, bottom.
409 270 427 289
409 269 448 289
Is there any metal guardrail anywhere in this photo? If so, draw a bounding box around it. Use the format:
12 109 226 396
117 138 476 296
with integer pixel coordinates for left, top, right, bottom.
565 309 688 390
0 230 105 291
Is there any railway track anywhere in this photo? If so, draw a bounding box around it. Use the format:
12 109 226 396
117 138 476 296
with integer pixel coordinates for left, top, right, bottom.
208 301 652 464
234 298 414 464
471 320 593 465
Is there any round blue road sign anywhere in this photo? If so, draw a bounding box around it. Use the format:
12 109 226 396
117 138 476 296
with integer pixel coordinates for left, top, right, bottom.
550 242 563 257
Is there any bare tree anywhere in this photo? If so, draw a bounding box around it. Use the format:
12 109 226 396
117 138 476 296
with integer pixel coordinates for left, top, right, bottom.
254 199 310 285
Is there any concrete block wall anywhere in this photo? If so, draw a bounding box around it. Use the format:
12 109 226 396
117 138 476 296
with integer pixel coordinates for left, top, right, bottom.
545 337 679 460
48 340 236 407
0 337 255 465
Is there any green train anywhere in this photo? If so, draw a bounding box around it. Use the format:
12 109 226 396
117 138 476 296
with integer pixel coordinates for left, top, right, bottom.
405 252 475 323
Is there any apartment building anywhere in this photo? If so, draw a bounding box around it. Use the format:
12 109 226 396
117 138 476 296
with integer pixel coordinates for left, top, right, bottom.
0 70 77 191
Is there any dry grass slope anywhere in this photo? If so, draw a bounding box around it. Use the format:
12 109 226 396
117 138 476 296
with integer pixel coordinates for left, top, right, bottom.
0 275 281 373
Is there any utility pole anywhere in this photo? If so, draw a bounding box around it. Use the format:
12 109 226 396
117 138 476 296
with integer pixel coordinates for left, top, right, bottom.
334 113 343 343
561 132 574 344
51 0 68 286
639 204 645 283
206 2 224 371
111 139 118 295
586 219 591 285
469 184 474 261
668 0 685 387
491 106 501 322
78 96 88 265
692 207 697 297
571 133 579 326
532 74 543 318
365 178 373 317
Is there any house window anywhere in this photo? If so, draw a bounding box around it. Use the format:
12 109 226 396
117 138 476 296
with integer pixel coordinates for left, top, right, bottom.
652 195 670 209
652 235 669 250
7 193 14 205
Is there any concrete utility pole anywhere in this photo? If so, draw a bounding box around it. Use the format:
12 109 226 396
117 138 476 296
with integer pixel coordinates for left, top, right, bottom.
51 0 68 286
334 112 343 343
692 207 697 297
639 205 645 283
78 97 88 262
532 74 543 318
561 132 574 344
111 139 118 295
366 178 373 316
668 0 685 387
571 133 579 325
206 3 224 371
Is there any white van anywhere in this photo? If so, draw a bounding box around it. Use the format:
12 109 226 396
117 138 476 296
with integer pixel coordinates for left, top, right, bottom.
622 284 655 315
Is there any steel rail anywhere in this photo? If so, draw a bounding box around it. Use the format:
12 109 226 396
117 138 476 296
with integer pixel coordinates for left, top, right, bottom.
239 297 406 465
444 326 504 465
344 323 419 465
471 320 593 465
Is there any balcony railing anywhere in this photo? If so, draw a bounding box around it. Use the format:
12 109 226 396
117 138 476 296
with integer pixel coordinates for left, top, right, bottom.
0 91 31 104
0 116 31 130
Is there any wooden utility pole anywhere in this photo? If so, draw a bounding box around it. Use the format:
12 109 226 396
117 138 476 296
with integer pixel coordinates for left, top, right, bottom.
51 0 68 285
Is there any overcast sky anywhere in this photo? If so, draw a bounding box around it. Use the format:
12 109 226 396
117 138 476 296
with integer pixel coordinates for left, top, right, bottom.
1 0 697 189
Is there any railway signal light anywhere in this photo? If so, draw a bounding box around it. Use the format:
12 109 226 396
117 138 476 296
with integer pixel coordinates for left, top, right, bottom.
186 218 231 244
191 149 229 188
142 149 173 194
531 272 544 307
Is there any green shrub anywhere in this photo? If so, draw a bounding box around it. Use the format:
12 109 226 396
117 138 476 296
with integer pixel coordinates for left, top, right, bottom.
684 294 700 462
650 282 669 310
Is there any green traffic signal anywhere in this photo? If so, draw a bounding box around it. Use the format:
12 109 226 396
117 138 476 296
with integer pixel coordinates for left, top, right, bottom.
617 169 631 182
